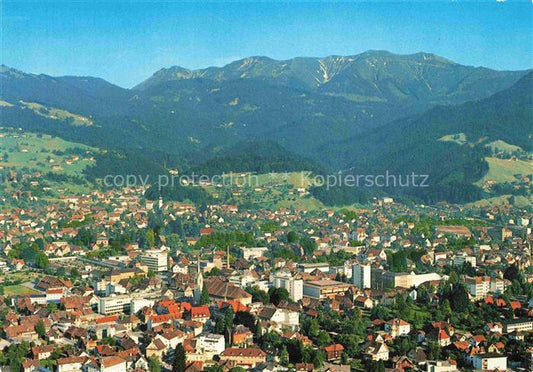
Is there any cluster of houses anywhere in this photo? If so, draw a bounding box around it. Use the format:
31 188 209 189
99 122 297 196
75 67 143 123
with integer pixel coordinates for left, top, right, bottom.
0 186 532 371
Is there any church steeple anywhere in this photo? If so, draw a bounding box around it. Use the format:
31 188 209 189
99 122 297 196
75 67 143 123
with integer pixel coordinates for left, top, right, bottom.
194 252 203 304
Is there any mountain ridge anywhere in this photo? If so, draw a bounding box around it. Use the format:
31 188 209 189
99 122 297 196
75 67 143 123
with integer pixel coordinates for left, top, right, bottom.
1 52 531 204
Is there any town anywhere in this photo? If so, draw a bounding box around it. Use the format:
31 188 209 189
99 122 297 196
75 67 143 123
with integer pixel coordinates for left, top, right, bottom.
0 184 531 372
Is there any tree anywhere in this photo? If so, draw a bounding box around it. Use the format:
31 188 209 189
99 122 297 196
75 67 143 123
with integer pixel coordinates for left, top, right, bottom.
229 368 246 372
35 253 49 269
234 311 256 333
254 320 263 343
308 318 320 338
200 283 210 305
172 343 186 372
246 286 269 304
504 264 520 282
427 341 441 360
224 306 234 333
70 267 80 278
215 316 225 334
287 231 299 243
280 345 289 366
7 342 30 372
449 283 469 312
368 360 385 372
316 330 331 346
34 320 46 337
269 287 289 306
203 367 223 372
148 356 161 372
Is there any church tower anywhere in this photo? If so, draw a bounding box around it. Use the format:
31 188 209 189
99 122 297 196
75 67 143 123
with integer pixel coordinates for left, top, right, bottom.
193 253 203 304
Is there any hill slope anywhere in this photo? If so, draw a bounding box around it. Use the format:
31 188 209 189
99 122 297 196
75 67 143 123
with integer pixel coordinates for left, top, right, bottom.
312 72 533 204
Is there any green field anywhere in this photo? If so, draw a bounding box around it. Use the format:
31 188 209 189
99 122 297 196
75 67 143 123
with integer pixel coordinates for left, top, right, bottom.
1 284 40 296
475 157 532 185
485 140 524 153
0 129 98 197
467 194 532 208
438 133 467 145
0 129 96 176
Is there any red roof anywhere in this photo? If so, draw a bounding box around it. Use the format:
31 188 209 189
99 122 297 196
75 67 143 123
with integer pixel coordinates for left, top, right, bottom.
200 228 215 235
96 315 119 324
324 344 344 352
221 347 266 357
191 306 210 318
509 301 521 310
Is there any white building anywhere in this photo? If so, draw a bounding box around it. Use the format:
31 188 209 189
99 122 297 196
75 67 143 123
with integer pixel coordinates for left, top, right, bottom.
352 263 371 289
271 271 303 301
240 247 268 261
463 276 505 299
98 295 131 315
504 319 533 333
426 361 459 372
131 298 156 313
258 306 299 332
453 255 477 267
385 318 411 338
195 333 225 356
298 262 330 273
141 249 168 272
472 353 507 371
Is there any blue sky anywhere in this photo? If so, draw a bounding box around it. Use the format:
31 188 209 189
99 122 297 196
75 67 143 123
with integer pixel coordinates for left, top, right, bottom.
2 1 532 88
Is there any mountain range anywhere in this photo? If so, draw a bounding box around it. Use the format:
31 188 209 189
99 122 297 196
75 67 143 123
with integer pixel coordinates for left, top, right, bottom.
1 51 531 204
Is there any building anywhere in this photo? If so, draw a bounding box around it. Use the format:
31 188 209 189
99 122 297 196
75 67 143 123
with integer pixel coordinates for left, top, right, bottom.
463 276 505 299
141 249 168 272
298 263 330 273
502 227 512 241
219 348 267 368
504 319 533 333
365 342 389 361
435 225 472 238
324 344 344 361
57 356 87 372
303 280 352 300
98 295 131 315
426 361 459 372
85 356 127 372
258 306 299 331
372 270 442 290
240 247 268 261
205 279 253 305
352 264 371 289
194 333 225 356
453 255 477 268
272 271 303 301
472 353 507 371
385 318 411 338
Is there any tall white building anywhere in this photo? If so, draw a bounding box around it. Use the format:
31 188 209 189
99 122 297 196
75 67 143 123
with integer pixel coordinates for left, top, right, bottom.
463 276 505 299
98 295 131 315
272 271 303 301
141 249 168 272
353 263 371 289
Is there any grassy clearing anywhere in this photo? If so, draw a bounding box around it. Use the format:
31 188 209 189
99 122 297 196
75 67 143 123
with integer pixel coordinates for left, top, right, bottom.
466 195 532 208
0 129 96 176
20 101 93 126
438 133 467 145
475 157 532 185
485 140 523 153
2 284 40 296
